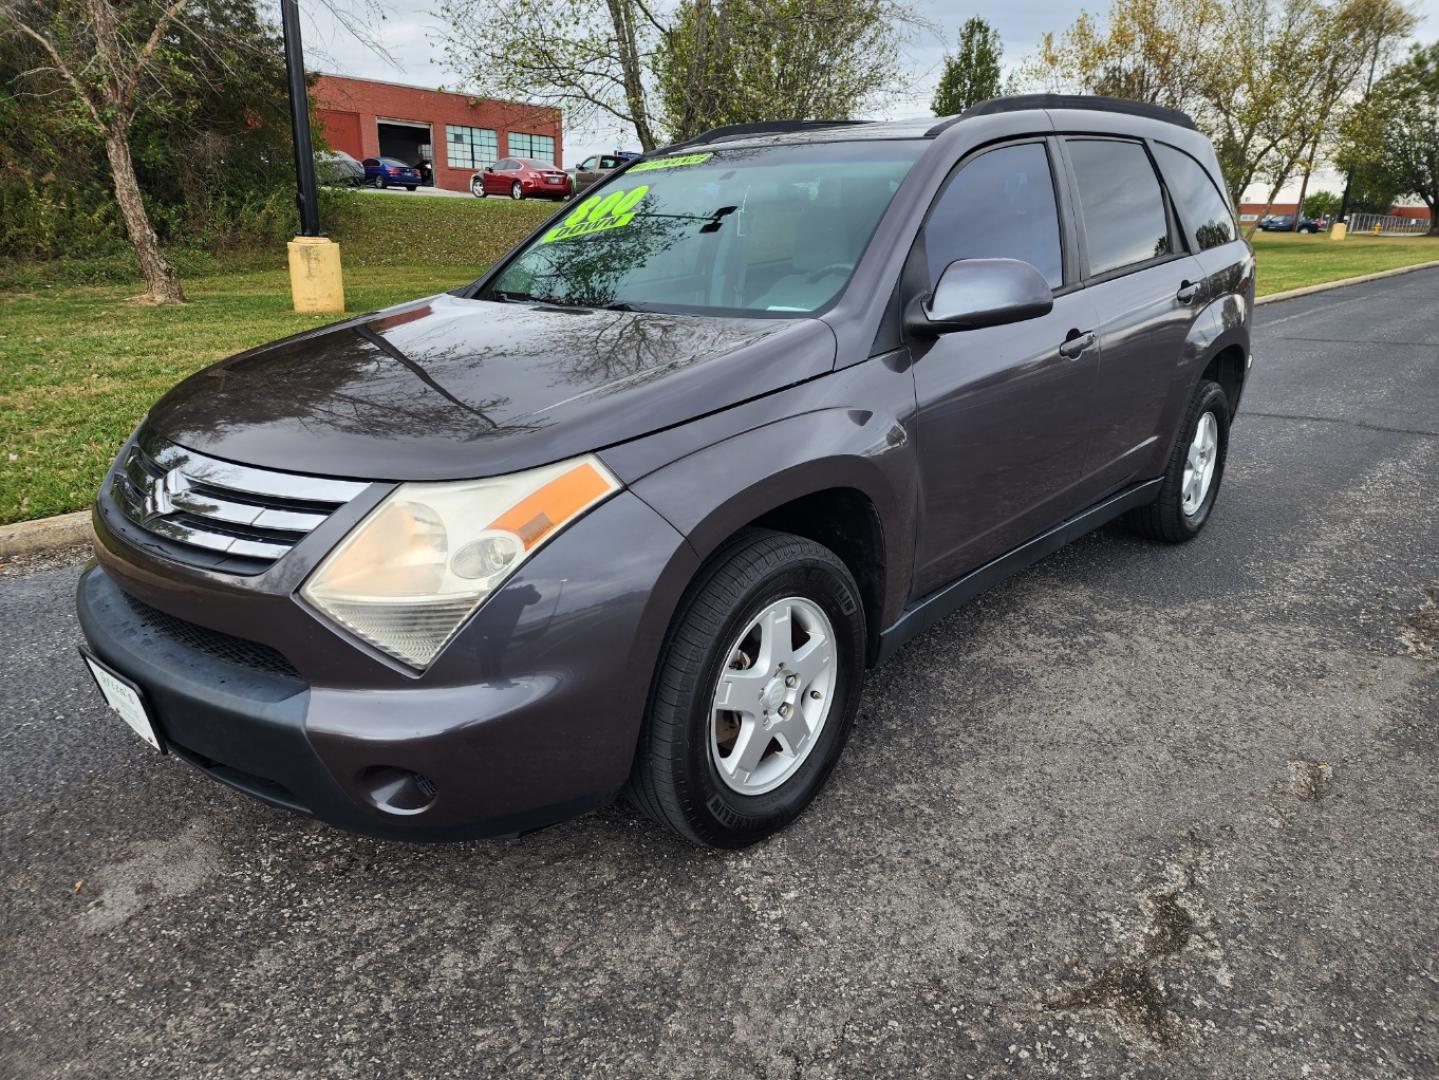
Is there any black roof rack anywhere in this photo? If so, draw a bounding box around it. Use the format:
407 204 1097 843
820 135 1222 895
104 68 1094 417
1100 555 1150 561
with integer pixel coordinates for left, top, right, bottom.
653 119 873 155
927 94 1198 136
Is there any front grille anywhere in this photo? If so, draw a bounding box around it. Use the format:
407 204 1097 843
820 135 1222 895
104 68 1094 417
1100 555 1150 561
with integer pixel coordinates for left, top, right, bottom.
120 589 301 678
109 428 368 575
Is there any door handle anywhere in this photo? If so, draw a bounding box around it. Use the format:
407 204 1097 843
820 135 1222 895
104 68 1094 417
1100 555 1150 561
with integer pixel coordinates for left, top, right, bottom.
1176 280 1200 304
1058 330 1096 359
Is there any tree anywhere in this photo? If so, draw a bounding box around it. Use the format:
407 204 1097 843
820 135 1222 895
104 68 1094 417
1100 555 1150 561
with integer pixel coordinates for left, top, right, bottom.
1353 43 1439 233
1019 0 1227 111
1018 0 1415 235
1301 190 1342 218
931 16 1001 116
437 0 662 150
655 0 913 141
1212 0 1415 236
3 0 196 302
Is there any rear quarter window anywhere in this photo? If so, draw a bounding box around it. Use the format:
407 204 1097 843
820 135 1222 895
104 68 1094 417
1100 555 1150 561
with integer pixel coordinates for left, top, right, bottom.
1154 143 1236 251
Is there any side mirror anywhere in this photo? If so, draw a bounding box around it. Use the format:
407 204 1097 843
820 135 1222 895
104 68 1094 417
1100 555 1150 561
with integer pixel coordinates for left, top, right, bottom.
484 166 494 173
906 258 1054 337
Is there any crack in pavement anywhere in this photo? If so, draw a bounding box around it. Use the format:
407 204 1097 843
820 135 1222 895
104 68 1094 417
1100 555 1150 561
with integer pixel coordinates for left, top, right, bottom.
1240 411 1439 439
1042 833 1218 1050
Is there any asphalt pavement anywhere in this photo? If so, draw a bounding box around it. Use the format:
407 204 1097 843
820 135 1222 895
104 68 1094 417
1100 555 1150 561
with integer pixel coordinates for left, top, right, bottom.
2 269 1437 1079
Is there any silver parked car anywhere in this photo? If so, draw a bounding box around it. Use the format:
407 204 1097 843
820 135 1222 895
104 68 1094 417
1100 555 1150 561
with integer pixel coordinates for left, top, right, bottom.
315 150 364 187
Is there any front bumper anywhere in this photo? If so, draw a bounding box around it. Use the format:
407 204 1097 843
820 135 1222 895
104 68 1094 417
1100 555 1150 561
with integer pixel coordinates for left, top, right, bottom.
77 490 699 841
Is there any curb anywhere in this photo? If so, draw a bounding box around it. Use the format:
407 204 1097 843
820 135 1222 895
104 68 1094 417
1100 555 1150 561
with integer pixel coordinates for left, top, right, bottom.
0 510 91 559
3 258 1437 562
1256 258 1439 306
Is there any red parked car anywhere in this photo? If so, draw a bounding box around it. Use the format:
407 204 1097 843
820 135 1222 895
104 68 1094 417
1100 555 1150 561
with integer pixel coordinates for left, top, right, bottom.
471 157 572 201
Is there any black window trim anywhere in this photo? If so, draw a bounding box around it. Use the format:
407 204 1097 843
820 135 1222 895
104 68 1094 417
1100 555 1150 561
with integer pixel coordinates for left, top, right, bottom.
1057 134 1189 287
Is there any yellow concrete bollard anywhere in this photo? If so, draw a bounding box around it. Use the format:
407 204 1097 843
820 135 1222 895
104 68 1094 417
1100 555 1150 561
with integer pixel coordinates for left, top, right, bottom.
1329 221 1347 240
287 236 345 313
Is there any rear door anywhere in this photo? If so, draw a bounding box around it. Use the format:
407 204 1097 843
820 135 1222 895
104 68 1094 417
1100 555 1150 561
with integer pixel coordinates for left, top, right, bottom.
1058 137 1205 498
909 138 1102 596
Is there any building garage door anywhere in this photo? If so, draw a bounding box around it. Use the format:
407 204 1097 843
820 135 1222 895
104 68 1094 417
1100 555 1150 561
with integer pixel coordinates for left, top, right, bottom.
378 120 432 184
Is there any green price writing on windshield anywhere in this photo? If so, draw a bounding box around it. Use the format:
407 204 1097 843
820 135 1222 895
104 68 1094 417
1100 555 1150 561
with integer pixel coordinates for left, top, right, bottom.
541 186 650 244
629 152 713 173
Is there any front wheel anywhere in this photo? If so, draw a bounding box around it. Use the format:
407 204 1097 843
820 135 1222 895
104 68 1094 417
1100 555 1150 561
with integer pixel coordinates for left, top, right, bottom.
405 185 417 191
626 529 866 848
471 179 486 198
510 181 524 200
1125 378 1230 542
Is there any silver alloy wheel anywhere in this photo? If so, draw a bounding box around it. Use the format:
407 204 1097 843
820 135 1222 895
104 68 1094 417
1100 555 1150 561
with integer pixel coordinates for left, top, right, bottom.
471 179 484 197
511 181 523 200
1182 410 1219 516
710 596 837 796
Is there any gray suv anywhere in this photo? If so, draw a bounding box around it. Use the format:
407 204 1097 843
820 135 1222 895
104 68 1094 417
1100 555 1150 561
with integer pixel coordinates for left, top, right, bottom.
77 95 1252 848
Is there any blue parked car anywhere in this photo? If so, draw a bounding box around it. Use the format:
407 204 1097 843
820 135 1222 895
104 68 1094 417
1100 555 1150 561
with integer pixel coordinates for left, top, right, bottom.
361 157 422 191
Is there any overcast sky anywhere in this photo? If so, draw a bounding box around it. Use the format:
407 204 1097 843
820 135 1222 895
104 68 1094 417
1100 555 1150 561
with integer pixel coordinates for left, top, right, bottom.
300 0 1439 199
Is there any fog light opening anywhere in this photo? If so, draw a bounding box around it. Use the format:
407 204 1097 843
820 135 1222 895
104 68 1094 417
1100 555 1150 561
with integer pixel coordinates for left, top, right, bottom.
358 766 438 816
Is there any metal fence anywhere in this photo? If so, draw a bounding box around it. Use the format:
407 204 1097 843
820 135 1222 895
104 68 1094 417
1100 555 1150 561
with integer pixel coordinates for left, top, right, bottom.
1344 212 1430 235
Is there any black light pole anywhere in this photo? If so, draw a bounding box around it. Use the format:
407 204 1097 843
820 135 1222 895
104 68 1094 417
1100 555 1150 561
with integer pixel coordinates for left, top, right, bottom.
281 0 321 237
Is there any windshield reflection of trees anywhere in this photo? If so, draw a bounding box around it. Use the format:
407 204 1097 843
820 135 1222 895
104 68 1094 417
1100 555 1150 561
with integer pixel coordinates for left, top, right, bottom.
495 192 695 309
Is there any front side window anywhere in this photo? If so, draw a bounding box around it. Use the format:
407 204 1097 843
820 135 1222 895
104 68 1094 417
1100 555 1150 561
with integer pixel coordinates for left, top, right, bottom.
1154 143 1235 251
579 156 598 170
447 124 497 171
485 141 921 316
1066 139 1171 276
922 142 1064 289
509 132 556 162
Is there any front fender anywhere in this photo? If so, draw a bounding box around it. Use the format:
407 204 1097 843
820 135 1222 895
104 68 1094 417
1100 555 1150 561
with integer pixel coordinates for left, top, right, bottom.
616 360 919 633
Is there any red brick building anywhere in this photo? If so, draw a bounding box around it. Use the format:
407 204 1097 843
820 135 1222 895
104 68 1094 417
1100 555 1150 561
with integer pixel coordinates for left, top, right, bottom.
313 74 564 193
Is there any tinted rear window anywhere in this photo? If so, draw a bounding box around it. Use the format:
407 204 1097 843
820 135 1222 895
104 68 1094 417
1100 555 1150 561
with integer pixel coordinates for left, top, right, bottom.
1155 144 1236 251
1066 139 1171 276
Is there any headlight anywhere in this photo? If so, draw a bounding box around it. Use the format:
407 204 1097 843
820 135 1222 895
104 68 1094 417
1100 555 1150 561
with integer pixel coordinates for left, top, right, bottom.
301 455 621 668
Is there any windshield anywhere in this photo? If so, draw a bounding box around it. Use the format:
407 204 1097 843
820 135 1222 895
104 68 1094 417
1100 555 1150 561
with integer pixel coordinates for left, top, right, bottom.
483 141 922 316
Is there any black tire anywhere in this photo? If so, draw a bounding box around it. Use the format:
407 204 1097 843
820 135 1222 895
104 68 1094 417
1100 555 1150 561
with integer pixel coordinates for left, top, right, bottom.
626 528 866 848
1125 378 1230 543
471 180 486 198
510 181 524 200
405 185 417 191
375 175 388 190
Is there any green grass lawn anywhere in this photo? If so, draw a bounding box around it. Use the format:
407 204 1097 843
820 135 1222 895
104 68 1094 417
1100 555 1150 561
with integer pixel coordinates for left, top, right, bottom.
2 202 1436 526
1250 231 1439 295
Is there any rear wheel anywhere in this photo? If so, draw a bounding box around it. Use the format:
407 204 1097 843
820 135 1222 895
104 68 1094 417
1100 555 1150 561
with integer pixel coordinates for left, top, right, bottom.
1125 378 1230 542
627 529 866 848
510 181 524 200
405 185 417 191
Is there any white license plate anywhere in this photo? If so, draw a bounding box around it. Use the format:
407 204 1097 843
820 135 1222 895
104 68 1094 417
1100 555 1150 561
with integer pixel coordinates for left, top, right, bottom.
83 654 162 752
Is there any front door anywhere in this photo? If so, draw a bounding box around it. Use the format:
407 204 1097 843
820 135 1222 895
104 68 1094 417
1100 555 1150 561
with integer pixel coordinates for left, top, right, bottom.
486 160 515 196
910 140 1101 597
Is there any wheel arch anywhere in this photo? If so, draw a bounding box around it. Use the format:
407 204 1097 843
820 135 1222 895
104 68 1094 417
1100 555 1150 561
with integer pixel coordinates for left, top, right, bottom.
626 412 919 667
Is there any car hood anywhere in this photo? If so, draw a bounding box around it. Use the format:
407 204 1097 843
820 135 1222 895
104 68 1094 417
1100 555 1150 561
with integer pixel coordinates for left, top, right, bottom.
146 293 836 480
